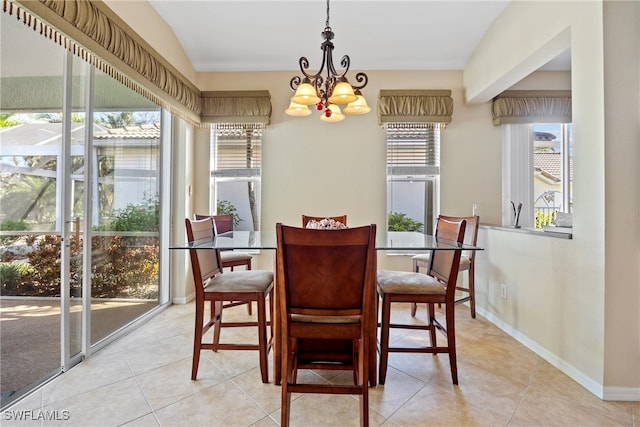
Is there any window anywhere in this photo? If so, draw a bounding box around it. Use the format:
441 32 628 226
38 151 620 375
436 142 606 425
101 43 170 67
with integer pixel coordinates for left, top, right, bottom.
502 123 573 228
210 123 263 231
385 123 440 234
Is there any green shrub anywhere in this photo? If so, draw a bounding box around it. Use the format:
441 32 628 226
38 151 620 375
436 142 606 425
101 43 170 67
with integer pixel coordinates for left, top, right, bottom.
95 194 159 232
217 200 242 227
0 219 30 246
0 262 36 294
388 212 424 232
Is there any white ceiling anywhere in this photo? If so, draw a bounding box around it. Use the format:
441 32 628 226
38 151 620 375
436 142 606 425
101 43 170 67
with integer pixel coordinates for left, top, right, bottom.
147 0 569 73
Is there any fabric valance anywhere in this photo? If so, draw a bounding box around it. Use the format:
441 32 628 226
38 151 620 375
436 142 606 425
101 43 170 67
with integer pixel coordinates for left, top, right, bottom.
201 91 272 125
491 90 572 125
377 90 453 126
9 0 202 125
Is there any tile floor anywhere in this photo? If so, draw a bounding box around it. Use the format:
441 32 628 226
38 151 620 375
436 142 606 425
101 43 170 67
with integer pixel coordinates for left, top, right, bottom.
3 301 638 426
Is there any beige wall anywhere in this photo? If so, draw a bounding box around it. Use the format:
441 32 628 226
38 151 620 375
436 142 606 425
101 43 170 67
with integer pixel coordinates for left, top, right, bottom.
114 0 639 400
465 0 639 399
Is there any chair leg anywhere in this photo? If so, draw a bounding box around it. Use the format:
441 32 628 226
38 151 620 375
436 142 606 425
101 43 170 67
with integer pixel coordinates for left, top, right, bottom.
378 294 392 385
427 303 437 348
246 260 253 315
359 339 370 427
191 303 204 380
468 266 476 318
410 302 418 317
257 295 269 383
280 339 293 427
445 302 458 385
213 300 223 348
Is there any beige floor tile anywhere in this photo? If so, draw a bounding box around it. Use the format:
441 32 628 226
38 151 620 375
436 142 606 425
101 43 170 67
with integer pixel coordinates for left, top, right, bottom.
153 380 269 427
41 377 151 426
274 393 385 427
369 368 427 418
231 365 283 414
0 389 43 426
41 350 133 406
124 333 193 375
511 387 633 426
136 356 228 410
387 386 511 427
121 413 161 426
4 302 635 427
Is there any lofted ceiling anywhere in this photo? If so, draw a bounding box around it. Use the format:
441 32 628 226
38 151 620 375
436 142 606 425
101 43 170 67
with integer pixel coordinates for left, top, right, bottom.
147 0 570 73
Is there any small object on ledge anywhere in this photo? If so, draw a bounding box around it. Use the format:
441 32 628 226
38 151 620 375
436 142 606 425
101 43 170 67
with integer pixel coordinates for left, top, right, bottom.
511 201 523 228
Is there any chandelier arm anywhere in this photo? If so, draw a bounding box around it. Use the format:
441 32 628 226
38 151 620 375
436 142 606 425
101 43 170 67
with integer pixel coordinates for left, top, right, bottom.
350 72 369 91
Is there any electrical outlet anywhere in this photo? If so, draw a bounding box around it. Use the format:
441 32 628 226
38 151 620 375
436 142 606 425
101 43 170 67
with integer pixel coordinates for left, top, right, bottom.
501 283 507 299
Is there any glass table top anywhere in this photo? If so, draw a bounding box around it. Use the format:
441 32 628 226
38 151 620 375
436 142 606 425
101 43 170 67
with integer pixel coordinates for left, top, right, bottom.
170 230 482 252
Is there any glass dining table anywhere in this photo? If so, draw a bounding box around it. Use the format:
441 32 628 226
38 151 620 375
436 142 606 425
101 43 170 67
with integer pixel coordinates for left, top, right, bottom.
170 229 483 386
170 230 481 252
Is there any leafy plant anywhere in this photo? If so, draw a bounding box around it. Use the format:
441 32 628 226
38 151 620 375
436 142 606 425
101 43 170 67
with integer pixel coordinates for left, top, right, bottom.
0 262 35 293
217 200 242 228
95 194 159 232
388 212 424 232
0 219 31 246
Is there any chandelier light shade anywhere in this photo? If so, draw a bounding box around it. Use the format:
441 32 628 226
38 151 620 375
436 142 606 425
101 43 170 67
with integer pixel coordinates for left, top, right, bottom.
285 101 312 117
320 104 345 123
286 0 369 122
342 91 371 115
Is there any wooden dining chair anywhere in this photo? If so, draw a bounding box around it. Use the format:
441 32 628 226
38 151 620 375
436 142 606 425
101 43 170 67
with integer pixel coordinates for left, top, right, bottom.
185 217 274 383
276 223 376 427
301 214 347 227
411 214 480 318
194 213 254 314
376 216 466 385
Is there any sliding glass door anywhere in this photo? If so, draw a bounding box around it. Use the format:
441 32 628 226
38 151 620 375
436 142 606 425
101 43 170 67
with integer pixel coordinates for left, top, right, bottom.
0 11 166 409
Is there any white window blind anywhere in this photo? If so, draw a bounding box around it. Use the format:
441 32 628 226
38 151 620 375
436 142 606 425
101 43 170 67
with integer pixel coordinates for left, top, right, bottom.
385 123 440 177
212 124 263 178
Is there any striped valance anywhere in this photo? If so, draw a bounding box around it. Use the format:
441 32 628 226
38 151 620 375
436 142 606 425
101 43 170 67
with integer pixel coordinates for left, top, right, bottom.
201 91 272 125
377 90 453 126
491 90 572 125
8 0 202 125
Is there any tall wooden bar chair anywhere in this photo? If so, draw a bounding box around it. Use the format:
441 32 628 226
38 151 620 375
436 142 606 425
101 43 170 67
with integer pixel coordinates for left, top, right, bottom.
376 217 466 385
185 217 274 383
412 214 480 318
276 223 376 427
194 213 254 314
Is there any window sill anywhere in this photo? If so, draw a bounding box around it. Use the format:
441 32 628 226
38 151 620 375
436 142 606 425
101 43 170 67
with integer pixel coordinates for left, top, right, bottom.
480 224 572 239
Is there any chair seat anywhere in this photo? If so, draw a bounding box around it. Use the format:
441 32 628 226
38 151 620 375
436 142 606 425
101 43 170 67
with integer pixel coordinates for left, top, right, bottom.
377 270 445 295
220 251 252 263
204 270 273 293
413 253 471 270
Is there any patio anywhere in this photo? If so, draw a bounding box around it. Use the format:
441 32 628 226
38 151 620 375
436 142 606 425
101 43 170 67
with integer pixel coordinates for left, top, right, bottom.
0 297 156 403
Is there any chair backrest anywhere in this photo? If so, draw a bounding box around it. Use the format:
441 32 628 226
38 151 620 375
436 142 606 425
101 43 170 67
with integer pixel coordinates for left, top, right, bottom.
185 217 223 302
301 215 347 227
194 213 234 235
439 214 479 260
428 217 466 293
276 223 376 319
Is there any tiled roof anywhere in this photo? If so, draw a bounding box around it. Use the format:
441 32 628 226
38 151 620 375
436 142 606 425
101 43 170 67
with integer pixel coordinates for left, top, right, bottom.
93 124 160 139
534 152 573 181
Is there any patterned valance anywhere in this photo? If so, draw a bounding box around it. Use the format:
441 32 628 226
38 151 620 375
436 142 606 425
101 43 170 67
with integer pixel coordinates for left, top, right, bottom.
8 0 202 124
491 90 572 125
201 91 272 125
377 90 453 126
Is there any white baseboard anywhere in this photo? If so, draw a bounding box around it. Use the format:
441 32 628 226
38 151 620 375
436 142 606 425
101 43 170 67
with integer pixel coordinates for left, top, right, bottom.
172 292 195 305
476 307 639 402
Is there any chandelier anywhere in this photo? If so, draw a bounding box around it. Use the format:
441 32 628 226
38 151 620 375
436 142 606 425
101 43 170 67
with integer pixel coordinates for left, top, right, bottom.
285 0 371 122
